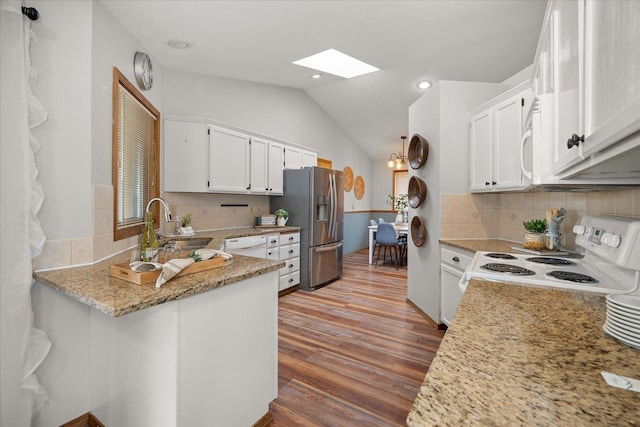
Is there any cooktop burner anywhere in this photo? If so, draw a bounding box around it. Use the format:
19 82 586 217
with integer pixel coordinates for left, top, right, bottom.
485 253 517 260
547 271 599 284
480 263 536 276
525 257 577 266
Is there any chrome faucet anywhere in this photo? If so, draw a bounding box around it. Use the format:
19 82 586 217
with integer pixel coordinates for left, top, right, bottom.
146 197 173 223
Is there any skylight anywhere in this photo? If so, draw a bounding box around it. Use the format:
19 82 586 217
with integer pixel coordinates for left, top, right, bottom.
293 49 379 79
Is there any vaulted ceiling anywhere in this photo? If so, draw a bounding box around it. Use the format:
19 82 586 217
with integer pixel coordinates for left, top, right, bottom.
101 0 547 160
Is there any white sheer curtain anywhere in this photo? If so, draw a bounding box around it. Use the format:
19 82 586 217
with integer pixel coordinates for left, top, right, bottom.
0 0 51 425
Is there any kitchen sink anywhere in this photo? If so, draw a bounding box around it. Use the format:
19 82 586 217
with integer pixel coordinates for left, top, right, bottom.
162 238 212 251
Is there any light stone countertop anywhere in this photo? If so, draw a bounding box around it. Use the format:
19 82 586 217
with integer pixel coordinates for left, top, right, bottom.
33 226 300 317
407 280 640 426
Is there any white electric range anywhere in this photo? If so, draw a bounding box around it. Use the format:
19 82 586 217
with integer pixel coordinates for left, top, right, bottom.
459 215 640 295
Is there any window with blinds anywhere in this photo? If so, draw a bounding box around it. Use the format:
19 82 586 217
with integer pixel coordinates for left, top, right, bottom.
112 67 160 241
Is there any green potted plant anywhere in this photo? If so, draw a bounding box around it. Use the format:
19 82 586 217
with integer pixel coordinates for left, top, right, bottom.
522 219 546 250
387 194 409 224
274 208 289 226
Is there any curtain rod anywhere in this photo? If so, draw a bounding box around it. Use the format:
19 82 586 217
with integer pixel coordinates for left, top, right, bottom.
22 6 39 21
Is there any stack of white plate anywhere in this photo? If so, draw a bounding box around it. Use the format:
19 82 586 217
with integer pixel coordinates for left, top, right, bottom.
604 294 640 350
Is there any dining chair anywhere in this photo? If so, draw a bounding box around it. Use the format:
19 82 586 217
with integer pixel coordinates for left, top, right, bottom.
374 223 406 270
370 219 378 259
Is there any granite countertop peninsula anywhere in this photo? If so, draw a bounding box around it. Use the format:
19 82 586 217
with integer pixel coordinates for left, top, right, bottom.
439 238 518 254
407 280 640 426
33 226 300 317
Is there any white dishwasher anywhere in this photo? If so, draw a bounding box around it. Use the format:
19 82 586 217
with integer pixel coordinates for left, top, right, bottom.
440 245 474 326
225 235 272 258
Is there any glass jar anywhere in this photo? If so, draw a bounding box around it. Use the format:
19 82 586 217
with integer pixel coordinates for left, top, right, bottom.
523 231 545 250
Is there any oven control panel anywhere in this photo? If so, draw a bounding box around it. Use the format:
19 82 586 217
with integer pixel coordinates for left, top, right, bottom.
575 215 640 270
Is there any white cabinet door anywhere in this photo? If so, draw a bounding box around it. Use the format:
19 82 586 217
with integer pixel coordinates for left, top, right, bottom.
284 146 303 170
208 126 250 193
493 93 526 190
582 0 640 157
302 150 317 167
164 120 208 192
469 110 493 191
552 0 584 173
267 141 284 195
249 137 268 194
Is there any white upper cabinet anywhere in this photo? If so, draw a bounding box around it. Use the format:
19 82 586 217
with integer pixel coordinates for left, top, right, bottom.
164 120 209 192
552 0 584 173
469 110 493 191
302 150 317 168
469 83 532 192
164 118 315 194
267 141 284 195
283 146 303 170
249 137 268 194
582 0 640 158
545 0 640 176
208 126 250 193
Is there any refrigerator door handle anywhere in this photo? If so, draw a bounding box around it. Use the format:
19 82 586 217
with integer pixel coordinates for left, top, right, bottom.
313 242 343 253
327 174 334 237
331 172 337 239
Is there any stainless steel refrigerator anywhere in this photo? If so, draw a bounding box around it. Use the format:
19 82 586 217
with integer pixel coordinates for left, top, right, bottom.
271 167 343 291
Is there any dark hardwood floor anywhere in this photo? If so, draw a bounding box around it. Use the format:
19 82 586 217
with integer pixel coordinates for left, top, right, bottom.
270 248 445 426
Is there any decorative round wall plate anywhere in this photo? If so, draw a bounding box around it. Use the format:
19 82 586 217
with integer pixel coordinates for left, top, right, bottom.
408 134 429 169
354 176 365 200
343 166 354 192
411 216 426 247
408 176 427 208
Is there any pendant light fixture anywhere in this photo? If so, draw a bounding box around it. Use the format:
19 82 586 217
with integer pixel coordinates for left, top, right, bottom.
387 136 408 169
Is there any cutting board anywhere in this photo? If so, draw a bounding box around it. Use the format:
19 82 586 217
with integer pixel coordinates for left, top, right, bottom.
109 257 224 285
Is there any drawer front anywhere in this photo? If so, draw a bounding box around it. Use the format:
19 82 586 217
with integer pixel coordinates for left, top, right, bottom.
279 232 300 246
266 247 279 260
279 243 300 260
267 234 279 248
279 271 300 291
279 257 300 276
440 246 474 269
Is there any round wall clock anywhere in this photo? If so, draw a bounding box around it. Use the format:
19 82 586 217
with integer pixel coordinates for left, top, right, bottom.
134 51 153 90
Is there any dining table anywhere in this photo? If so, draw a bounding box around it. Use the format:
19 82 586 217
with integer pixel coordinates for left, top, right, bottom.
367 223 409 264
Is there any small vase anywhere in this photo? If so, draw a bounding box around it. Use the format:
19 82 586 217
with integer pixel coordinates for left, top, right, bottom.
523 231 545 250
395 211 404 225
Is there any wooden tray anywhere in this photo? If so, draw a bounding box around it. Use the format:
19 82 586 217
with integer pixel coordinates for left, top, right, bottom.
109 257 224 285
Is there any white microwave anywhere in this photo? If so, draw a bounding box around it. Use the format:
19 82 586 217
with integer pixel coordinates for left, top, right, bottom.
520 94 640 189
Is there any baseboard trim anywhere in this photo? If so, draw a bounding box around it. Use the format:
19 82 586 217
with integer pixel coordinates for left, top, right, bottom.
252 409 274 427
60 412 105 427
406 298 447 330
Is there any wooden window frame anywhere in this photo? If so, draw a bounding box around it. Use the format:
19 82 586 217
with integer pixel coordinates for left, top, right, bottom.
112 67 160 241
391 169 408 211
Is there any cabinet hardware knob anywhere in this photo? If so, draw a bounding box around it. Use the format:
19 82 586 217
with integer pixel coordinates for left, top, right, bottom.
485 181 490 186
288 264 294 268
271 239 277 243
492 181 497 185
452 256 460 262
567 134 584 149
289 249 294 253
289 236 294 240
288 278 294 282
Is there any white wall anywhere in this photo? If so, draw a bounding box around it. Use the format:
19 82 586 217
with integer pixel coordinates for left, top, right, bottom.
164 70 373 211
30 1 93 240
407 81 502 322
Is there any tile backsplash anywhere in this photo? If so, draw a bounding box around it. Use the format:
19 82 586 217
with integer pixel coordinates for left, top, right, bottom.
440 187 640 250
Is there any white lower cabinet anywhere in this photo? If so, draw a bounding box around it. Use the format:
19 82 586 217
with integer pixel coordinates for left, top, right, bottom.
440 245 474 326
278 231 300 291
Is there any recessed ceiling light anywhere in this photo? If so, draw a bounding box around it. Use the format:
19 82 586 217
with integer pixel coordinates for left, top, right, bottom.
417 80 432 90
311 74 323 79
167 40 192 49
293 48 379 79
